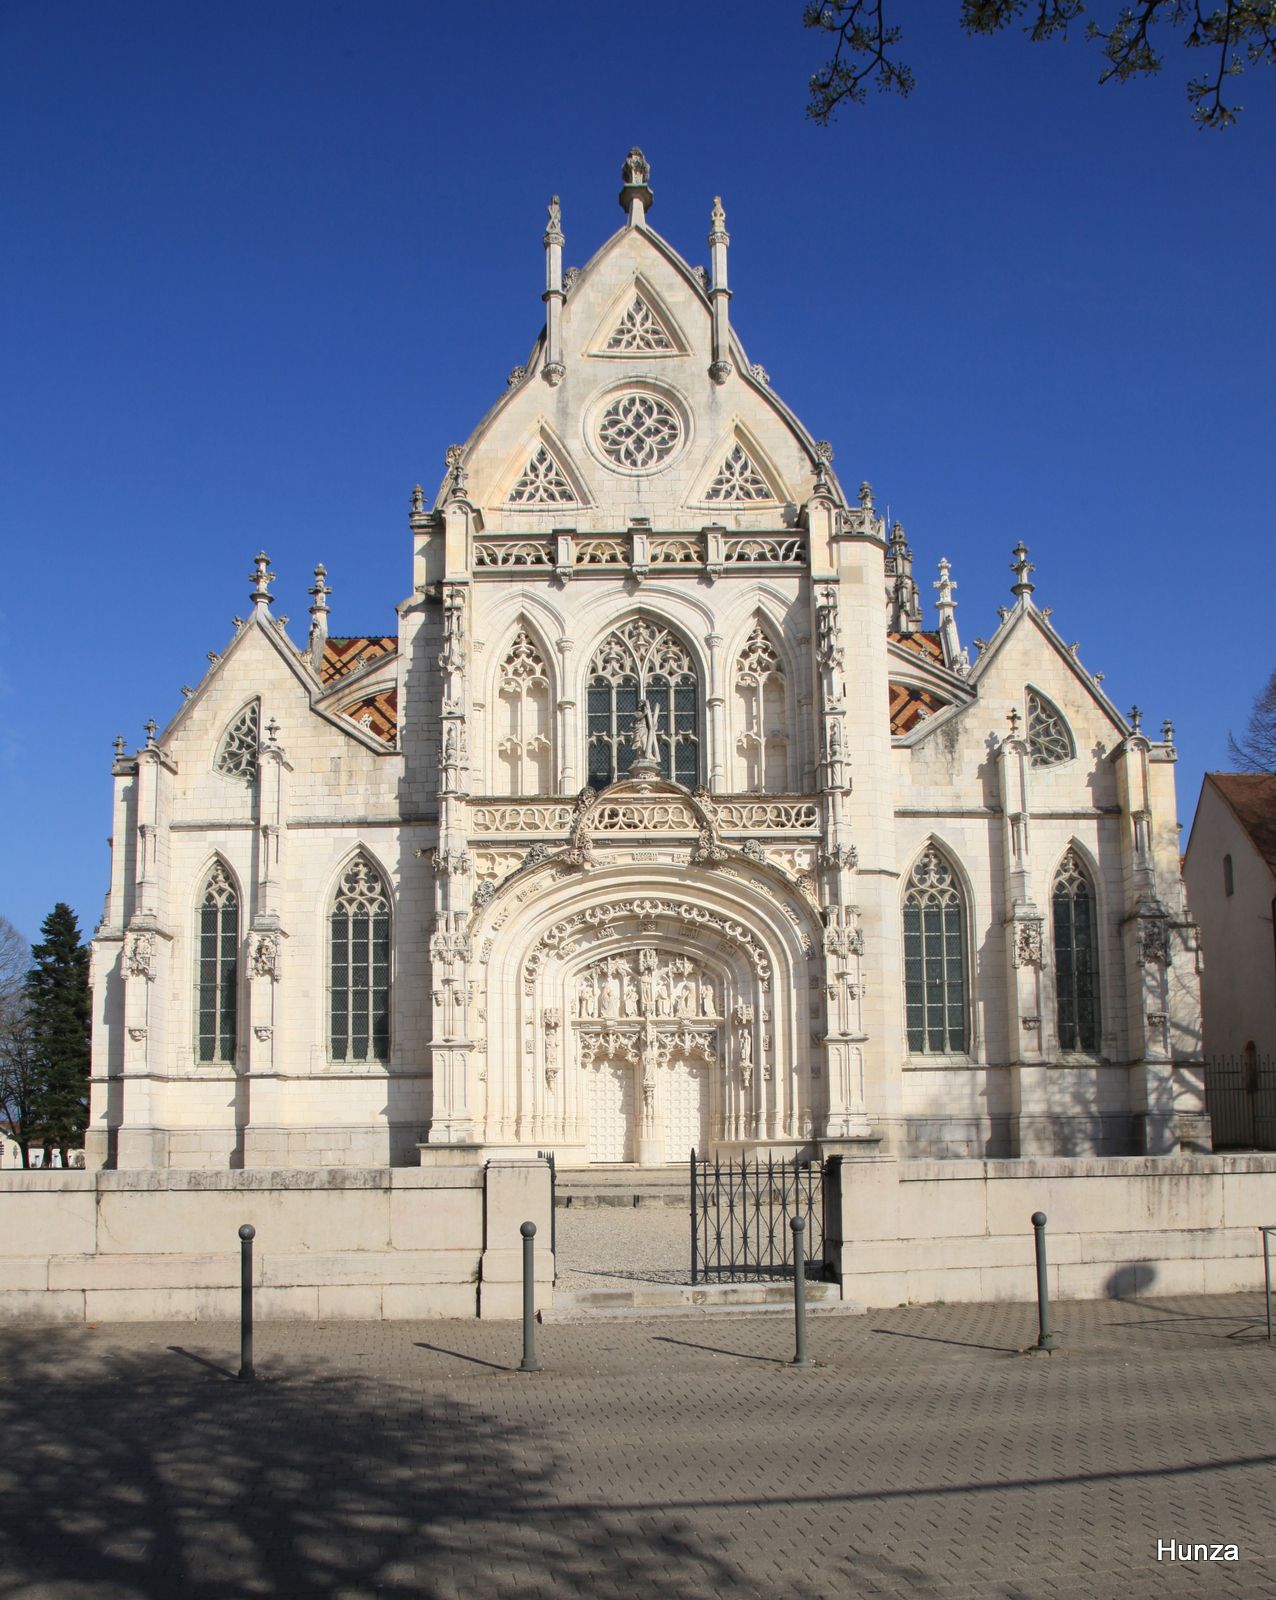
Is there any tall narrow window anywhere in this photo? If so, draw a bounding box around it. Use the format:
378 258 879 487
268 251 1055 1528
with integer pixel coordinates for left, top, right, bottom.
330 857 391 1062
903 845 967 1053
196 863 238 1062
734 620 788 791
586 618 699 789
1052 849 1100 1052
495 627 551 794
216 702 260 782
1224 854 1234 897
1026 689 1073 768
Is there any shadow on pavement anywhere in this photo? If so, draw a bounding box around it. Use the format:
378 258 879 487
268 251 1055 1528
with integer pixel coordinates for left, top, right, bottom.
0 1330 744 1599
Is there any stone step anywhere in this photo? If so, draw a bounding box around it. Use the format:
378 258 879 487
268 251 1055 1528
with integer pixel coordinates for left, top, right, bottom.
554 1167 691 1208
542 1279 863 1322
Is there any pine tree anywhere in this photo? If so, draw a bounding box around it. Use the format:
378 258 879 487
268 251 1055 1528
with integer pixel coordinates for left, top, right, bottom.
25 904 90 1166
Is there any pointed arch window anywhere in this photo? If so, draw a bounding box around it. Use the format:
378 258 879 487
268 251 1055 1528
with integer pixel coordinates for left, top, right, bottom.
196 863 238 1063
507 445 576 506
586 618 699 789
1052 850 1100 1052
1026 690 1073 768
495 627 551 795
734 620 788 791
705 443 773 503
330 857 391 1063
903 846 967 1054
215 702 259 782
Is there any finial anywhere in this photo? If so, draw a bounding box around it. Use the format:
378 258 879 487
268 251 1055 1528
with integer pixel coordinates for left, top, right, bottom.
144 718 157 747
1129 706 1143 735
813 441 833 490
309 563 331 613
934 557 956 607
709 194 727 243
890 520 907 549
231 616 245 630
1007 707 1022 738
859 481 874 511
250 551 276 611
619 146 653 223
444 445 468 498
265 716 281 745
411 484 425 515
997 606 1010 623
1161 718 1175 745
543 194 563 247
181 684 194 699
1010 542 1035 602
113 733 125 760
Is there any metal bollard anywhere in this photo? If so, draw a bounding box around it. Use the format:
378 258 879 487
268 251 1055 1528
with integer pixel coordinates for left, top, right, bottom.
1261 1227 1275 1343
790 1215 812 1369
1031 1211 1056 1352
518 1220 542 1373
237 1223 256 1381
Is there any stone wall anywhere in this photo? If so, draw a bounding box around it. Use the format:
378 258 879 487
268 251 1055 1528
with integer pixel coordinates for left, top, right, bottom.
831 1153 1276 1308
0 1159 552 1324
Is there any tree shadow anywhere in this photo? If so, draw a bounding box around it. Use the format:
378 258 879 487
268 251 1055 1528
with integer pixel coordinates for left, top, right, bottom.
0 1329 746 1599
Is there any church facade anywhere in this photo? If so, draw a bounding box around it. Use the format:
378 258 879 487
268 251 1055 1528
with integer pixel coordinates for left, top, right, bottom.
87 151 1207 1172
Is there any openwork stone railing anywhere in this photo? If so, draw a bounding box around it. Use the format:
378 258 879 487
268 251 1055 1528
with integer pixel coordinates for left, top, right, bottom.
472 531 807 576
469 796 818 837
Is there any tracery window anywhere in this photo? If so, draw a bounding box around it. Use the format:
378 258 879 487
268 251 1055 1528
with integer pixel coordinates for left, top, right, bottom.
1026 690 1073 768
605 294 675 353
495 627 551 795
903 846 968 1054
586 618 699 790
705 443 772 503
196 863 238 1063
734 620 788 791
597 394 681 472
507 445 575 506
330 857 391 1063
216 702 259 782
1052 850 1100 1052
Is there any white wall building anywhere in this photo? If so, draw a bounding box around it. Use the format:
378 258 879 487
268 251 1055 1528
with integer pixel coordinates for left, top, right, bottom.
88 150 1206 1172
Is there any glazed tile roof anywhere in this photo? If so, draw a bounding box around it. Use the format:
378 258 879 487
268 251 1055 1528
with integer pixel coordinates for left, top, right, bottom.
320 636 397 685
888 629 944 664
1209 773 1276 876
336 688 398 747
889 682 949 736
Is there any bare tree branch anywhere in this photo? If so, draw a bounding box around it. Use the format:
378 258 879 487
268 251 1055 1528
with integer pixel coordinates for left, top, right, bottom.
1228 669 1276 773
804 1 1276 127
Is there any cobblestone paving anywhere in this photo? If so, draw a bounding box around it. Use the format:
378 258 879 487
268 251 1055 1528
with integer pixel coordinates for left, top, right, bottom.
3 1296 1276 1598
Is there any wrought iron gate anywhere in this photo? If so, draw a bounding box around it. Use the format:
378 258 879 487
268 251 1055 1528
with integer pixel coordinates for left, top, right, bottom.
690 1150 827 1284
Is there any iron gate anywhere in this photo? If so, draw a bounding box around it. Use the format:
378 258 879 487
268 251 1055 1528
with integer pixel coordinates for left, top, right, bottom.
690 1150 828 1284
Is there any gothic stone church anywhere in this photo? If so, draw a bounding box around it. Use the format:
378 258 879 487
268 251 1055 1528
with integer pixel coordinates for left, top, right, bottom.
88 151 1206 1172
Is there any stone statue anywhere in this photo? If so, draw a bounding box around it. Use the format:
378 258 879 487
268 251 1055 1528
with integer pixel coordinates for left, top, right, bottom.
632 701 661 762
700 978 716 1017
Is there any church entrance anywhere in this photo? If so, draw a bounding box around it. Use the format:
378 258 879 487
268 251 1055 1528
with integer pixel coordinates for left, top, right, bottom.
585 1057 636 1162
664 1058 709 1164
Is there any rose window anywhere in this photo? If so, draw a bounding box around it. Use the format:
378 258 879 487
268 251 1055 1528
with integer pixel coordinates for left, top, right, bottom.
597 393 681 472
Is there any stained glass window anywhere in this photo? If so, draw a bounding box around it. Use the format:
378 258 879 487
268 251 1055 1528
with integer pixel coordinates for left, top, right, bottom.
330 857 391 1063
903 845 967 1054
196 863 238 1063
1053 850 1099 1052
586 618 699 789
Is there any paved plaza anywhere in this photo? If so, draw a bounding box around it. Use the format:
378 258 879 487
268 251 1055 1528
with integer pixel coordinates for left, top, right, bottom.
2 1293 1276 1599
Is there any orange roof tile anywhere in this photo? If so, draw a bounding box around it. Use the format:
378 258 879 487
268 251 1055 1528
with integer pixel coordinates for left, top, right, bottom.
320 636 397 685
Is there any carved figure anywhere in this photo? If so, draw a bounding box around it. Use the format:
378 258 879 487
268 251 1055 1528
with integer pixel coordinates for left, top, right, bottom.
632 700 661 761
700 978 717 1016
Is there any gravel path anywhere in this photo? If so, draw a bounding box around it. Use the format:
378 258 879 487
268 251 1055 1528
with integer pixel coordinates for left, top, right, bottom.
553 1200 692 1289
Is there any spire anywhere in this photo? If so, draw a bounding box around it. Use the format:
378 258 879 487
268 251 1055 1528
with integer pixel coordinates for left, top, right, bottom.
542 195 565 385
308 562 331 668
250 551 276 614
707 193 732 384
619 146 653 225
934 557 966 672
1010 542 1035 605
887 521 920 633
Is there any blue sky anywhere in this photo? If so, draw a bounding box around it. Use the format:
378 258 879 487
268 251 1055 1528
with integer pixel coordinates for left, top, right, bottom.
2 1 1272 946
